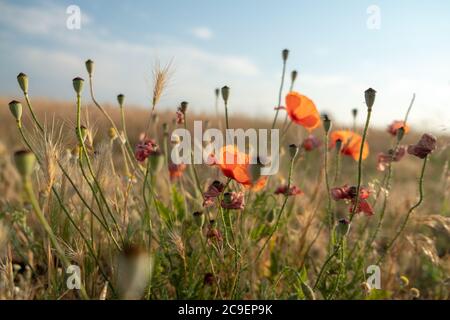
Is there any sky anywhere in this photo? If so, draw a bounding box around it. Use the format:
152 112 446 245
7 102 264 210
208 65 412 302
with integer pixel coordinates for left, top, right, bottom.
0 0 449 131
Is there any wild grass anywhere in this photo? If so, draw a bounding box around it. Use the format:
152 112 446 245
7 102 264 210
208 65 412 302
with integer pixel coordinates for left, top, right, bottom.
0 52 449 300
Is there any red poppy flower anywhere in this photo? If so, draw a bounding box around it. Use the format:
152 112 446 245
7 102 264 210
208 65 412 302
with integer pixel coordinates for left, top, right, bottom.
168 163 186 180
407 133 437 159
274 185 303 196
285 92 321 131
302 134 321 151
330 130 369 161
387 121 410 136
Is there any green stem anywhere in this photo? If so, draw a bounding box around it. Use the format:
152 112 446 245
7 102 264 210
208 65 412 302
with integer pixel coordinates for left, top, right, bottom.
271 59 287 129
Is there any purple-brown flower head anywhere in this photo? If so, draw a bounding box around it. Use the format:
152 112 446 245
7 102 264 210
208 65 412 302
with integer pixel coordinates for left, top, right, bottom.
407 133 437 159
377 146 406 171
221 191 245 210
274 185 303 196
203 180 225 207
302 134 321 152
135 138 158 162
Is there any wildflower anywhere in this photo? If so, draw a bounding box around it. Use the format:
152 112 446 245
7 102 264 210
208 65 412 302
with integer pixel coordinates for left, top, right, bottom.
407 133 437 159
8 100 23 122
14 150 36 179
377 146 406 171
108 127 118 141
387 120 409 136
206 220 223 245
215 145 267 190
330 130 369 161
285 92 321 131
203 180 225 207
135 139 158 162
331 185 373 216
274 185 303 196
168 163 186 180
221 192 245 210
302 134 321 151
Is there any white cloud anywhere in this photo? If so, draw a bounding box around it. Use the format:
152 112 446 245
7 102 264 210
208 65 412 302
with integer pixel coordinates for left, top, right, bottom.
190 27 213 40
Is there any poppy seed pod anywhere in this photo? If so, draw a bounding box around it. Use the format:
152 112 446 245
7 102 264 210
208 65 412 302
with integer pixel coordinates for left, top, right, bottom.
335 218 350 240
180 101 188 113
282 49 289 61
17 73 28 94
72 77 84 95
352 108 358 118
291 70 298 83
335 139 343 153
14 150 36 179
221 86 230 103
193 211 205 228
364 88 376 109
8 100 23 122
322 115 332 133
149 151 164 173
85 59 94 76
215 88 220 98
396 126 405 142
117 94 125 106
289 144 299 159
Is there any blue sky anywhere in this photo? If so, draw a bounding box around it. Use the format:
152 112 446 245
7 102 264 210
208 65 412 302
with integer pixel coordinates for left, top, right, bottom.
1 0 449 131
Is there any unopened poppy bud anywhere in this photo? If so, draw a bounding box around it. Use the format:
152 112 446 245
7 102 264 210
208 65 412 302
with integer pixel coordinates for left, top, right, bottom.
17 73 29 94
221 86 230 103
400 275 409 287
282 49 289 61
215 88 220 98
222 192 232 205
289 144 299 159
85 59 94 76
352 108 358 118
291 70 298 84
410 288 420 299
301 282 316 300
14 150 36 179
322 114 332 133
335 139 342 153
149 151 164 173
72 77 84 95
117 94 125 107
396 126 405 142
335 218 350 240
364 88 376 109
8 100 22 122
108 127 118 140
180 101 188 113
193 211 205 228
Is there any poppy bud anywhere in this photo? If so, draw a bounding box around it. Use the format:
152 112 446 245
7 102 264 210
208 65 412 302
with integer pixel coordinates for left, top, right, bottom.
221 86 230 103
352 108 358 118
72 77 84 95
222 192 232 205
149 151 164 173
289 144 299 159
180 101 188 113
335 139 342 153
85 59 94 76
282 49 289 61
215 88 220 98
364 88 376 109
410 288 420 299
291 70 298 84
400 275 409 287
335 218 350 240
322 114 332 133
193 211 205 228
117 94 125 107
17 73 28 94
396 126 405 142
8 100 22 122
14 150 36 179
108 127 118 140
